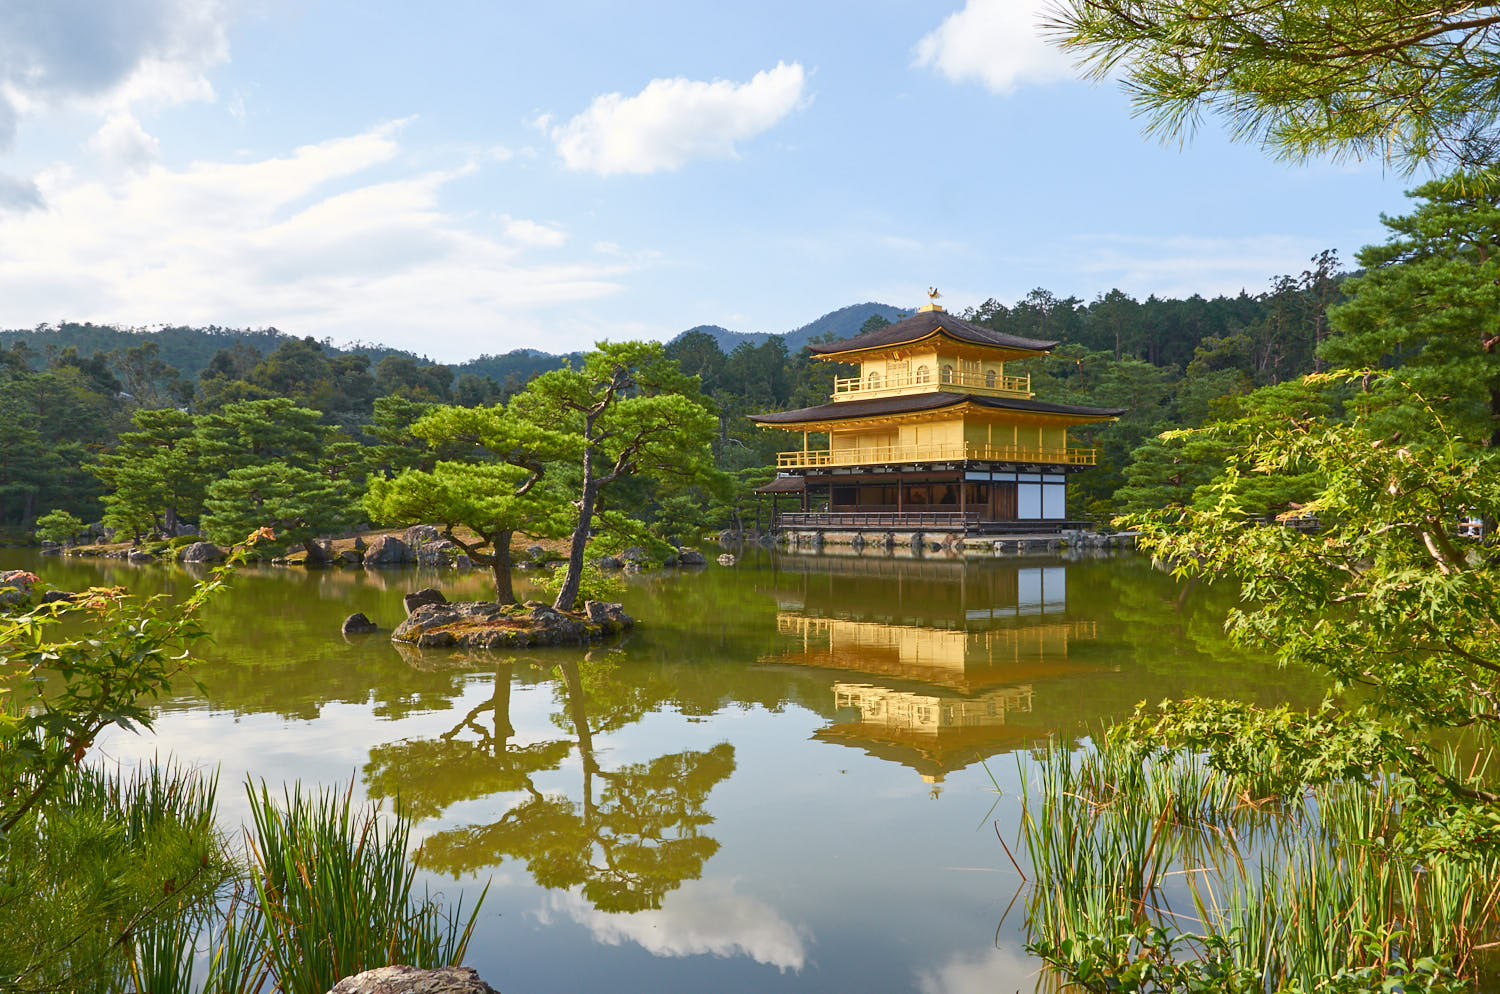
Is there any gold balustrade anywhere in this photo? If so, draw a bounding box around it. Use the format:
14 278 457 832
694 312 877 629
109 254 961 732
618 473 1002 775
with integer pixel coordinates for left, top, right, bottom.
775 442 1096 469
833 370 1030 399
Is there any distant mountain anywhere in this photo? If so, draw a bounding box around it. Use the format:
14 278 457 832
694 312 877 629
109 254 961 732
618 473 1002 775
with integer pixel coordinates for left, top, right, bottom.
670 302 910 354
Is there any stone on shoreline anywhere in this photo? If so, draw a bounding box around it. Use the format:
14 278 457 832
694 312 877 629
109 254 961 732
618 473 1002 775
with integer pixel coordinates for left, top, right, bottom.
178 541 225 563
363 534 412 566
391 598 632 649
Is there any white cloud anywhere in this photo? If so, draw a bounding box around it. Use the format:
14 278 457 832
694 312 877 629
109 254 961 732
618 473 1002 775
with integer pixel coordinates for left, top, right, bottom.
501 215 567 248
87 112 161 173
914 0 1074 95
546 878 809 971
0 122 638 358
550 62 807 175
914 945 1037 994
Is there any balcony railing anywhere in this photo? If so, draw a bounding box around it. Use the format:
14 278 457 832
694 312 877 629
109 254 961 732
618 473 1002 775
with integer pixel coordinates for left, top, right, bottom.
833 369 1030 399
775 442 1097 469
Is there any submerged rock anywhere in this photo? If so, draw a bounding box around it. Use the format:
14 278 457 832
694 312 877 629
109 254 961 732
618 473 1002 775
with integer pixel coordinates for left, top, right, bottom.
329 965 499 994
391 598 632 650
341 612 378 634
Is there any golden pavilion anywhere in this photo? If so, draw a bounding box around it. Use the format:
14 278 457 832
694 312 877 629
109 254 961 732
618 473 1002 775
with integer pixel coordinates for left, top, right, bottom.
749 292 1123 532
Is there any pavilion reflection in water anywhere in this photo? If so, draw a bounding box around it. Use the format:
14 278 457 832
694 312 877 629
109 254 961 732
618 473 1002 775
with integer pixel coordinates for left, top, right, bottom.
765 555 1104 782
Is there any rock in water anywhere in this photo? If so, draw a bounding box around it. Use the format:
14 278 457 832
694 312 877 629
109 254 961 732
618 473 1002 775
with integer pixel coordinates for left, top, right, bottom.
177 541 225 563
403 587 447 614
341 612 378 634
392 599 632 649
717 553 737 566
584 600 630 624
0 570 37 607
678 548 708 566
127 549 155 563
363 535 412 566
593 555 623 570
328 965 499 994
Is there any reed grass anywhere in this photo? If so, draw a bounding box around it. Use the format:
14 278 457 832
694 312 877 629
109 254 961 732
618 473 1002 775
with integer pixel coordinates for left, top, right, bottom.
1019 736 1498 991
228 779 485 994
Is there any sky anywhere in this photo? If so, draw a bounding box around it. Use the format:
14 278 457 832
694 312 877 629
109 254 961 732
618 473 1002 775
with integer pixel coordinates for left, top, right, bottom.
0 0 1422 361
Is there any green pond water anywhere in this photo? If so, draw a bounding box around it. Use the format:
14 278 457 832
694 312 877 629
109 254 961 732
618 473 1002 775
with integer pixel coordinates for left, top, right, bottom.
9 547 1327 993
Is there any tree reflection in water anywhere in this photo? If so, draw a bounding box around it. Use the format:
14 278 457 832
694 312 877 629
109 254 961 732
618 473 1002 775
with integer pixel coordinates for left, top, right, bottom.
365 656 735 914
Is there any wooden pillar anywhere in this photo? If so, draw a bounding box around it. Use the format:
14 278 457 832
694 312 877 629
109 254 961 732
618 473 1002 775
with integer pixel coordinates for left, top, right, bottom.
801 481 808 512
958 470 967 521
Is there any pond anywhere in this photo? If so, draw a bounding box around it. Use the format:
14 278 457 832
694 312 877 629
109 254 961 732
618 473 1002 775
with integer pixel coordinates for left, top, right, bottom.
9 547 1327 993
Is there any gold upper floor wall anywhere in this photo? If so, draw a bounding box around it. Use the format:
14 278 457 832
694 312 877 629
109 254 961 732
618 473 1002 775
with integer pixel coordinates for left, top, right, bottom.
835 349 1031 402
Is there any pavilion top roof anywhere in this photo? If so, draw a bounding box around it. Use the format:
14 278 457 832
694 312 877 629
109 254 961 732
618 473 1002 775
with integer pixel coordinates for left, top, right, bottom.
808 307 1057 358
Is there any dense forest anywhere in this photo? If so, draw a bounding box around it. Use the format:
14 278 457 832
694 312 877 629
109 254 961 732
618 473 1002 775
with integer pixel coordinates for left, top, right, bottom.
11 184 1492 542
0 251 1350 534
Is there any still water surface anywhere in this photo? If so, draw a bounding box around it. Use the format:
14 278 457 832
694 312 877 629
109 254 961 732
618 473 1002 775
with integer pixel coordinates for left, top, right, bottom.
13 548 1326 993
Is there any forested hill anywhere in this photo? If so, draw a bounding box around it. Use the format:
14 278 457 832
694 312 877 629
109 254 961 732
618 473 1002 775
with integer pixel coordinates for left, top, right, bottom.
0 301 910 383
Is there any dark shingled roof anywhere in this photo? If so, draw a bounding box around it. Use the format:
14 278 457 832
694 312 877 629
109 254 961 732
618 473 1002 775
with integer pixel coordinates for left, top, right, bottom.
753 475 807 494
748 391 1125 425
808 309 1057 356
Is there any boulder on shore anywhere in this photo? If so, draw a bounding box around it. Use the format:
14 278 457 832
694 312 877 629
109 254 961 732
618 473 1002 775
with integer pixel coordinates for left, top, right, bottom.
392 598 632 650
363 535 412 566
128 549 155 563
403 587 447 614
341 612 378 635
178 541 226 564
403 524 439 548
329 965 499 994
593 555 623 570
416 539 456 567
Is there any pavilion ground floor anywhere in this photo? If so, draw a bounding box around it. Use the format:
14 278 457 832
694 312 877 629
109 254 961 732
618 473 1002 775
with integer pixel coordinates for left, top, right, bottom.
754 463 1094 535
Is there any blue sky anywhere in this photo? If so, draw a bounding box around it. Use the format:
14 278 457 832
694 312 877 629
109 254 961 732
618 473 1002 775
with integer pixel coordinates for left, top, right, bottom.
0 0 1418 361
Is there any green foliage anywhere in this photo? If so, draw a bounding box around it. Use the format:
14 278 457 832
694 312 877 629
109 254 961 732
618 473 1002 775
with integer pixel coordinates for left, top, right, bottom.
1047 0 1500 173
202 462 356 557
513 341 721 610
538 559 624 604
1325 172 1500 446
0 761 236 993
33 509 85 544
364 402 574 602
232 782 482 993
1021 736 1489 992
